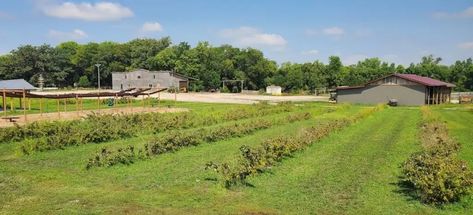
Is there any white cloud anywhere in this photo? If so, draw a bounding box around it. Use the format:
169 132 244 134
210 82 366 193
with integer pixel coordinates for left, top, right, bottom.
48 29 88 41
433 6 473 19
305 27 345 38
458 41 473 49
220 26 287 47
40 1 133 21
302 50 319 55
322 27 345 36
141 22 163 33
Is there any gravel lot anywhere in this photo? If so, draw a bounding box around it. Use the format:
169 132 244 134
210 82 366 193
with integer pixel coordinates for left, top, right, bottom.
36 90 329 104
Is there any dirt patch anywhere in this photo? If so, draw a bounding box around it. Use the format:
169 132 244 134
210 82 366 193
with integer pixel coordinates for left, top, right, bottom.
0 106 188 128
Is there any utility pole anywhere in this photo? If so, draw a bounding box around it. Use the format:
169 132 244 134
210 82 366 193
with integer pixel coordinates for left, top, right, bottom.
95 64 102 90
95 64 102 112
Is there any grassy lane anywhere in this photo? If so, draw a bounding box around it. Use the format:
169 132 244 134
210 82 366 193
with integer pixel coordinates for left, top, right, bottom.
0 104 351 214
436 109 473 166
435 109 473 212
232 108 445 214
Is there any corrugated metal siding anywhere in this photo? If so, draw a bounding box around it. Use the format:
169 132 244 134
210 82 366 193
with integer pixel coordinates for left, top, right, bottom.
112 70 186 90
337 84 426 105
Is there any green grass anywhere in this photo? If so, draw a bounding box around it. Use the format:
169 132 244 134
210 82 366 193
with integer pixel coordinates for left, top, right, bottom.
1 103 472 214
0 96 200 116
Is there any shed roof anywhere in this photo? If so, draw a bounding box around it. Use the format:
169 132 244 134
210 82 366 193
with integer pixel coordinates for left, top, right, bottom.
0 79 36 90
393 74 455 87
337 73 455 90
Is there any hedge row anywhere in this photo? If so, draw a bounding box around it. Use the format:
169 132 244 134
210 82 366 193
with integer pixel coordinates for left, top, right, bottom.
86 112 312 169
401 106 473 204
15 103 296 154
206 104 385 188
2 103 294 145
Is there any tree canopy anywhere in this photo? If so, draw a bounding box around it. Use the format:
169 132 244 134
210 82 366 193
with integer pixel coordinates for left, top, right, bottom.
0 37 471 92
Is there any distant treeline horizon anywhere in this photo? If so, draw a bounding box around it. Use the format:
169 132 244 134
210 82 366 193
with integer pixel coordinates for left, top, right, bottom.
0 37 472 91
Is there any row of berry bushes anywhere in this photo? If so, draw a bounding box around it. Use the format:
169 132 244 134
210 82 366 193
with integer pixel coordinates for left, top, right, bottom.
401 106 473 204
205 104 385 188
1 103 294 145
10 104 296 154
86 112 312 169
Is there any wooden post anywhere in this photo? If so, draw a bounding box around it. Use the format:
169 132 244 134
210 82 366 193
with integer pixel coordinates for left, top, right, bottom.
142 94 145 110
39 98 43 117
2 88 6 118
97 94 100 112
28 98 31 111
57 95 60 119
64 98 67 112
147 93 150 108
158 92 160 107
23 89 27 123
75 96 79 117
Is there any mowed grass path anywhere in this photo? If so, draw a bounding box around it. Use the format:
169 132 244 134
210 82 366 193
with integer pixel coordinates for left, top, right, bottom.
0 102 344 214
2 105 472 214
230 108 442 214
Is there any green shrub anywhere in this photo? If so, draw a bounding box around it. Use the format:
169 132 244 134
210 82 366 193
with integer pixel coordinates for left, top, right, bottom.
86 112 311 169
206 105 383 188
402 151 473 204
6 104 296 154
400 106 473 205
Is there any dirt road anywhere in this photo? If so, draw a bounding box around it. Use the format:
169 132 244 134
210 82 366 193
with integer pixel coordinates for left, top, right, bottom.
35 90 329 104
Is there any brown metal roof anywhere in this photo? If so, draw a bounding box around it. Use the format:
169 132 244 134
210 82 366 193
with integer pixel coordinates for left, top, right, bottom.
393 74 455 87
337 73 455 90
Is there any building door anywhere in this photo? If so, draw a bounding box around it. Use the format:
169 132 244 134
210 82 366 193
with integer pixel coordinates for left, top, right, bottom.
179 81 188 92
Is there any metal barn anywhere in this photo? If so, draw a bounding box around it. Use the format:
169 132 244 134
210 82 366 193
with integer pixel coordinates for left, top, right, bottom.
336 74 455 106
112 69 194 92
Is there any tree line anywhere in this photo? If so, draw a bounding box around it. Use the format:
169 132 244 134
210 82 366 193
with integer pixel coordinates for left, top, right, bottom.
0 37 472 92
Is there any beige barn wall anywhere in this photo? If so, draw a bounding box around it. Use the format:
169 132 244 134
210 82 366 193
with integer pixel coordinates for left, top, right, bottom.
337 85 426 106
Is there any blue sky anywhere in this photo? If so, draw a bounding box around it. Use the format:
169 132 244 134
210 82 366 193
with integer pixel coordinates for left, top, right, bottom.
0 0 472 65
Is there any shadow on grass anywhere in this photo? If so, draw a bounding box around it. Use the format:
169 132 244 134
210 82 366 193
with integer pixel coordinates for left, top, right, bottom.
391 175 419 203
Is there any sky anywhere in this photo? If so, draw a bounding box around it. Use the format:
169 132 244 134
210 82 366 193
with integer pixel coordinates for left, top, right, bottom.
0 0 472 65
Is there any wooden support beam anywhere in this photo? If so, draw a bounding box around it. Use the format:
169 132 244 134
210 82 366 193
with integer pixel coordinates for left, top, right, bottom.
23 89 27 123
39 98 43 117
64 98 67 112
2 88 6 118
57 95 60 119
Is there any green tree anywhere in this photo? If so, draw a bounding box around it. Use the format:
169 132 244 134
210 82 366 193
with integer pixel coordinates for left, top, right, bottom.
77 75 90 87
326 56 342 88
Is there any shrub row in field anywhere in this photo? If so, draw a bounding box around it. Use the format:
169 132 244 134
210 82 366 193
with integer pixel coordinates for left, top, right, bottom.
401 106 473 205
86 112 312 169
13 103 295 154
206 104 385 188
2 103 294 145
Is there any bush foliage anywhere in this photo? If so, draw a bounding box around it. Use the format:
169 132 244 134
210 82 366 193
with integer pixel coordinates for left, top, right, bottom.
401 107 473 204
4 103 294 154
86 112 312 169
206 104 385 188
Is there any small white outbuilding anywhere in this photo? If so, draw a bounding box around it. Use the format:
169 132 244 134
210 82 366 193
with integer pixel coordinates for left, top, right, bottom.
266 85 282 95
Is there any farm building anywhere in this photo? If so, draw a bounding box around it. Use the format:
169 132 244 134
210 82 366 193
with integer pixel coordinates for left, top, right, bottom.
266 85 282 95
112 69 194 92
336 73 455 105
0 79 36 91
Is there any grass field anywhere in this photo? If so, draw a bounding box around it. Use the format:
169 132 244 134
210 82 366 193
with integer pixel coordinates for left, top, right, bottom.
0 102 472 214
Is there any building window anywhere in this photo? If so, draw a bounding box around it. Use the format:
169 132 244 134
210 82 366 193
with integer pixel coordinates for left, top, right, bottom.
149 84 153 88
137 75 141 79
125 75 127 79
153 75 156 79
